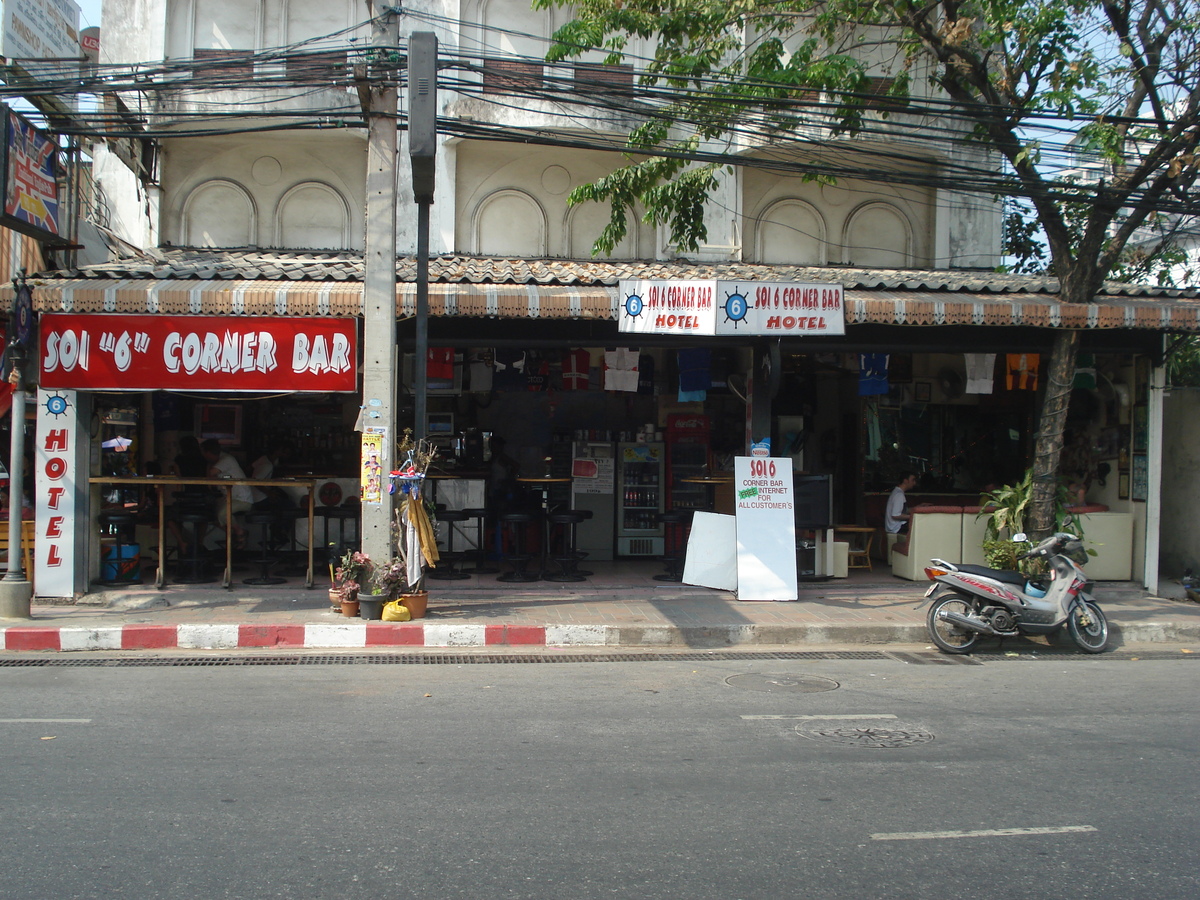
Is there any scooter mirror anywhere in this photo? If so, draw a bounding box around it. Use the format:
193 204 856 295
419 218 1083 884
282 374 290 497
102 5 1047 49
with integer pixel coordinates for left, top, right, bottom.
1012 532 1027 543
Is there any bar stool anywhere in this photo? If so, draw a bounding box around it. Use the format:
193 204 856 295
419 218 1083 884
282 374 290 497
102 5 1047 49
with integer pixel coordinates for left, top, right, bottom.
545 510 587 582
429 509 471 580
461 507 498 574
174 510 216 584
272 506 305 575
242 511 286 585
317 503 359 559
572 509 595 577
654 510 692 582
98 510 141 585
496 511 540 583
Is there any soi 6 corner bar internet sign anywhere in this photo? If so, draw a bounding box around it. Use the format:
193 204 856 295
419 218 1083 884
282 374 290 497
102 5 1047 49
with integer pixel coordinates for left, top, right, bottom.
618 280 844 337
39 314 358 392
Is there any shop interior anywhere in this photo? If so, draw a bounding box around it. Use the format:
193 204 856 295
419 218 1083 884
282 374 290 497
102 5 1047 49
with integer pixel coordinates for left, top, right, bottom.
57 339 1150 590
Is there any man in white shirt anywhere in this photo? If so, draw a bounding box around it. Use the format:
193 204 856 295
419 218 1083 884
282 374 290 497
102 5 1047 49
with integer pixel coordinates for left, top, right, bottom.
885 471 918 534
201 438 253 548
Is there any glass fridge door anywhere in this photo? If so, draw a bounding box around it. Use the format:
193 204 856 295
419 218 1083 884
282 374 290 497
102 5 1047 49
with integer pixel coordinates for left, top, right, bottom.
616 442 664 556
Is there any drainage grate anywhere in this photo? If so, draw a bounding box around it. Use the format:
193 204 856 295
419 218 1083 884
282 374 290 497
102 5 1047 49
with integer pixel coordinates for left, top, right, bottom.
796 725 935 748
0 649 892 668
885 651 984 666
0 648 1191 668
725 673 840 693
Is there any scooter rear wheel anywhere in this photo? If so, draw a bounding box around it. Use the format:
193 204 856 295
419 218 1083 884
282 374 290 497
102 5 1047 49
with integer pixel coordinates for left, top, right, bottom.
927 594 982 654
1066 599 1108 653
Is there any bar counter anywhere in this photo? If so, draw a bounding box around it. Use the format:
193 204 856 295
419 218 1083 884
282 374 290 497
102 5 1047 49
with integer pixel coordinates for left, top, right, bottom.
88 476 319 589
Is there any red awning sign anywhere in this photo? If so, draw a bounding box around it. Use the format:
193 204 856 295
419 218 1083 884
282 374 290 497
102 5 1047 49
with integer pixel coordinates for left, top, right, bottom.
39 314 358 392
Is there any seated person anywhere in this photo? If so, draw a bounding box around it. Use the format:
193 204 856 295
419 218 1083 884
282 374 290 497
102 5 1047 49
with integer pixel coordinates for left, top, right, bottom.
201 439 253 548
885 471 918 535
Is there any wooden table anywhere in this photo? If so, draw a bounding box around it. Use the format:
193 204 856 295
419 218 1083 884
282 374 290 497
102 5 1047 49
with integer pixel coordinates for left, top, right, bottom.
833 525 876 570
89 476 318 589
680 474 734 512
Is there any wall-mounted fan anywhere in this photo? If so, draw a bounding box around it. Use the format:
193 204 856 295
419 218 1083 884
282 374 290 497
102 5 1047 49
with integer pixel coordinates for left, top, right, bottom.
937 367 965 400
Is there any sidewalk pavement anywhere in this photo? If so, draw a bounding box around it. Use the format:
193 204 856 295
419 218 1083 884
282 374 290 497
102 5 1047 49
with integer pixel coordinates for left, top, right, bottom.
3 570 1200 653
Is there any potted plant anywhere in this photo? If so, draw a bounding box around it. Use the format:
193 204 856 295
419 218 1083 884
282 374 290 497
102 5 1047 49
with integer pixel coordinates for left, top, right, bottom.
364 556 427 619
330 547 371 617
977 468 1085 572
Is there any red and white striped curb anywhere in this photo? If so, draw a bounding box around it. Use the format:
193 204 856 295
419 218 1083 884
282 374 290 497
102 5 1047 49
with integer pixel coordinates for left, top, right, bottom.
0 623 611 652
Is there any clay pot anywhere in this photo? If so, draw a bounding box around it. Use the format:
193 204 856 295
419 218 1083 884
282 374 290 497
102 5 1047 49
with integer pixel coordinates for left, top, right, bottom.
340 597 359 618
400 590 429 619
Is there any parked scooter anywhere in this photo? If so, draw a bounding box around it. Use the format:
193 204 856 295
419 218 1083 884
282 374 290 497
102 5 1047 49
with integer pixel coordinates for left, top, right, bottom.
922 532 1108 654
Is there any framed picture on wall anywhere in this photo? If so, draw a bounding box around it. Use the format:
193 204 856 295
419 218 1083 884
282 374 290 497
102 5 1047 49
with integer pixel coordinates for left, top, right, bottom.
195 403 242 446
1118 472 1130 500
914 382 931 402
1133 405 1148 452
1131 454 1148 502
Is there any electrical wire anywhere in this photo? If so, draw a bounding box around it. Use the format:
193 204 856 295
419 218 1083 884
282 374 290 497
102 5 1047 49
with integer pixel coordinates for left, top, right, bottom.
2 9 1195 223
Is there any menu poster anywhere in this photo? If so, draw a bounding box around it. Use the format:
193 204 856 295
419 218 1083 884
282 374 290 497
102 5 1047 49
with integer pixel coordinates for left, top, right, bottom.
573 457 614 494
734 456 797 601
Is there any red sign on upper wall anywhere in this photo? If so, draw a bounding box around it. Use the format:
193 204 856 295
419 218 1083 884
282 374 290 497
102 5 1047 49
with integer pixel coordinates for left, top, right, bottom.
39 314 359 392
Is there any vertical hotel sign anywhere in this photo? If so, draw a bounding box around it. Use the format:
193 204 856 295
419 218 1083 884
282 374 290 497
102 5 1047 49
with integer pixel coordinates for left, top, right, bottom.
36 389 77 597
619 280 844 336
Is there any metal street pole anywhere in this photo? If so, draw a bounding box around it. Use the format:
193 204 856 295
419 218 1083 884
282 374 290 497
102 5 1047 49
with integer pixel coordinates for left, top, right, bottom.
408 31 437 442
0 277 32 618
359 3 400 564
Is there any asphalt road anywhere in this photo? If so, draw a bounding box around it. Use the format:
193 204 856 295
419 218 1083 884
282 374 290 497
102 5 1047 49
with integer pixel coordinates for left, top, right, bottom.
1 651 1197 899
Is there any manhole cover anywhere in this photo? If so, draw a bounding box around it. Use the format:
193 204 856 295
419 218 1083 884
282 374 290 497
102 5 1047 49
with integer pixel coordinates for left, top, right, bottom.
725 673 840 693
796 725 935 748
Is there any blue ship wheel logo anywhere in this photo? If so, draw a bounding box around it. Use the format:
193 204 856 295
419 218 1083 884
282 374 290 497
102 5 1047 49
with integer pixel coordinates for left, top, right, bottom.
623 292 644 319
723 289 749 327
43 392 71 417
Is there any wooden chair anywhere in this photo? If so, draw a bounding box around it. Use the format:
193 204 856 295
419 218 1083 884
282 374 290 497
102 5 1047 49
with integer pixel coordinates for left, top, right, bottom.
834 526 875 571
0 520 35 581
846 531 874 570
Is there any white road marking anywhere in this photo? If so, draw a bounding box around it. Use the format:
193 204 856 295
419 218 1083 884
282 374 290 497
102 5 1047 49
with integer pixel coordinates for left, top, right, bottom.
0 718 92 724
871 825 1097 841
741 714 898 720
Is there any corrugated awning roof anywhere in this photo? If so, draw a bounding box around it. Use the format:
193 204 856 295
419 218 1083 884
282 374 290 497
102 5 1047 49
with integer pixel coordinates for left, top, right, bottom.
21 248 1200 331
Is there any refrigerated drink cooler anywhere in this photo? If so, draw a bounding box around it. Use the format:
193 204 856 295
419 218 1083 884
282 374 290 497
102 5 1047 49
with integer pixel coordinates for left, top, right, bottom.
571 441 616 561
616 442 664 556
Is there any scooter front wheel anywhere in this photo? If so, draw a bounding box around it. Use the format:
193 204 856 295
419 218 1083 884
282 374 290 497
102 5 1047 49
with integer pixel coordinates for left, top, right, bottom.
927 594 982 654
1067 599 1108 653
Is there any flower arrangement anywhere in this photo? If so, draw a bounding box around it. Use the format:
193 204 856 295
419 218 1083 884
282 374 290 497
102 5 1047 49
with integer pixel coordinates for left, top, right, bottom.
331 547 372 601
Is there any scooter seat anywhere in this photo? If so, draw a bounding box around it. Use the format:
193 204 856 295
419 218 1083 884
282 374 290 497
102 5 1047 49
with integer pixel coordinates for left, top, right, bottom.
952 564 1027 586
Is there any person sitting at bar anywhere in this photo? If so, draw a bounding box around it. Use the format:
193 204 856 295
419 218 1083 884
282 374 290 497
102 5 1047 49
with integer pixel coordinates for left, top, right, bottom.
885 470 918 535
487 435 521 514
250 442 295 548
201 438 253 549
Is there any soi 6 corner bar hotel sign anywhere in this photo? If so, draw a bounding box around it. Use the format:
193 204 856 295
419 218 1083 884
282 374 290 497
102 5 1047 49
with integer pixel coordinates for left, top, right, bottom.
38 314 358 392
618 279 845 337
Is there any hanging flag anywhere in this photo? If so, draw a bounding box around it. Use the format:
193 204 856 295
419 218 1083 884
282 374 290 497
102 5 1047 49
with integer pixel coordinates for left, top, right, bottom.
1006 353 1040 390
858 353 890 396
964 353 996 394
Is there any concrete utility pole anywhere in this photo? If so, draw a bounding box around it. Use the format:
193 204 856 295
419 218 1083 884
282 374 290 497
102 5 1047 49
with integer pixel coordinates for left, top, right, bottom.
0 278 33 619
408 31 437 442
360 4 400 563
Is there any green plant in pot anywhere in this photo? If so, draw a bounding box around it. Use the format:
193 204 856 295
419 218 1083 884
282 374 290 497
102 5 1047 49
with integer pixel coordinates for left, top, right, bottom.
977 468 1086 573
330 548 371 611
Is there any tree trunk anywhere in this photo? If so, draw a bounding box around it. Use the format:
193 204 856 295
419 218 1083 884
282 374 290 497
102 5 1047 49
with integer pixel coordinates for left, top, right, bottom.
1027 329 1080 538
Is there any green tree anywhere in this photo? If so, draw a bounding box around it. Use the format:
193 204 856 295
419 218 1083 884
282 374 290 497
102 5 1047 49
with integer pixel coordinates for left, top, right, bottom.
537 0 1200 537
